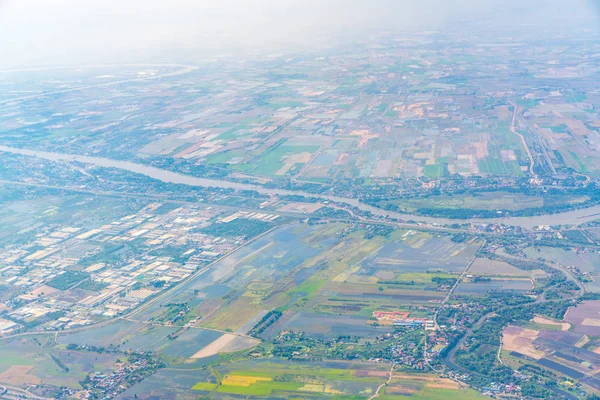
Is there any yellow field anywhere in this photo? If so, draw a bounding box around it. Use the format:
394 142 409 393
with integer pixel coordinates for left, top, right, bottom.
222 374 271 386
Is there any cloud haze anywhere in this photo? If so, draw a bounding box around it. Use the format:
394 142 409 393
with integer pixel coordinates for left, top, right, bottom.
0 0 598 68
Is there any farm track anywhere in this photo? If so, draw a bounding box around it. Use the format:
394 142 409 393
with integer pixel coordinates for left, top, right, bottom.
368 362 394 400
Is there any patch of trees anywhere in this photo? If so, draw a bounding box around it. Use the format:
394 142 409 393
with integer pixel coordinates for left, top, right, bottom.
455 301 572 378
196 219 273 240
432 277 457 286
78 280 109 292
314 207 351 219
520 381 558 399
249 310 282 337
450 233 470 243
363 225 394 239
50 354 69 372
46 271 90 290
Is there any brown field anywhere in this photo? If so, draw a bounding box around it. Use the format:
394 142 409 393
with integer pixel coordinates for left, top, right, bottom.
565 301 600 336
20 285 60 300
392 373 442 382
0 365 40 385
360 370 389 378
502 325 546 359
385 385 418 395
533 316 570 331
191 334 236 359
426 381 461 390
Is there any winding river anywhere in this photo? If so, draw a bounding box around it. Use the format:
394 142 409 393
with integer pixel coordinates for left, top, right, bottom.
2 145 600 230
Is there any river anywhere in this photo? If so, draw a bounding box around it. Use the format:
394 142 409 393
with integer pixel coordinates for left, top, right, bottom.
2 145 600 230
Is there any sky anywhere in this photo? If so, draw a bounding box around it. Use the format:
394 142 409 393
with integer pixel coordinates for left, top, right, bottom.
0 0 598 68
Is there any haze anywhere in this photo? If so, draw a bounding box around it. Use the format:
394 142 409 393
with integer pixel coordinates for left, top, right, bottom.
0 0 598 68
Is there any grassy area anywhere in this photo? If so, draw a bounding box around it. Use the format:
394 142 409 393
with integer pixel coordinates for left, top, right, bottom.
289 278 326 297
251 144 320 176
191 366 385 397
374 191 589 213
422 164 443 178
381 387 485 399
569 150 590 173
191 382 217 391
392 272 457 284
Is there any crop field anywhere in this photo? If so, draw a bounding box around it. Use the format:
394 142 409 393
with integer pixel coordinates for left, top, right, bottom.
57 320 170 348
266 311 394 340
372 191 590 214
160 329 225 359
57 320 251 364
121 363 485 399
499 302 600 394
193 359 388 398
208 139 322 177
565 300 600 336
381 373 485 400
455 279 533 295
469 258 546 278
524 247 600 292
119 368 213 400
0 336 119 389
2 221 486 395
359 231 481 274
196 98 531 181
119 359 393 399
116 223 476 356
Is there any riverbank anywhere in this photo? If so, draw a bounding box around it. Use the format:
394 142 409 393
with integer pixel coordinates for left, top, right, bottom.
2 145 600 230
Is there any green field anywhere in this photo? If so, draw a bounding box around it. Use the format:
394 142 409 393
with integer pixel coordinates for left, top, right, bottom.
374 191 589 213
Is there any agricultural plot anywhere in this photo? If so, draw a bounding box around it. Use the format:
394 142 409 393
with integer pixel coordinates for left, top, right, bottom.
265 311 393 340
125 224 475 354
57 320 168 349
565 300 600 336
524 247 600 292
189 359 389 399
208 138 322 177
0 336 119 390
455 279 532 295
359 231 481 274
5 51 594 186
525 100 600 175
469 258 546 278
372 191 589 214
119 369 213 400
122 360 392 399
500 301 600 394
381 372 485 400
